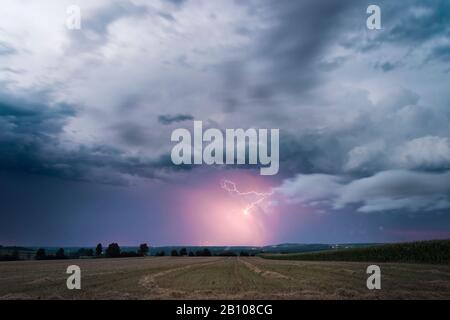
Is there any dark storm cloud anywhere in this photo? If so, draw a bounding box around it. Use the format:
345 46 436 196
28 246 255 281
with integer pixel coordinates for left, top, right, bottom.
428 43 450 62
113 122 149 146
0 96 73 130
274 83 450 181
158 113 194 125
277 132 347 176
344 0 450 63
253 0 357 91
384 0 450 44
217 0 359 113
374 61 399 72
3 0 449 187
0 92 74 175
1 0 450 246
2 1 450 191
0 92 178 184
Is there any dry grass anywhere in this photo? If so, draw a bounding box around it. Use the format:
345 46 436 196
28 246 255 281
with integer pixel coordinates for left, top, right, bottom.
0 257 449 300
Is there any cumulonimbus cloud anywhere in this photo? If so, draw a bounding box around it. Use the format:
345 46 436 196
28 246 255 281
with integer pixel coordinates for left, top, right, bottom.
275 170 450 213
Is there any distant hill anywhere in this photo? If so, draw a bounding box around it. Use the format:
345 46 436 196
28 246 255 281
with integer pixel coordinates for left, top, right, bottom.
261 243 332 253
260 239 450 264
259 243 376 254
149 243 376 256
0 246 35 252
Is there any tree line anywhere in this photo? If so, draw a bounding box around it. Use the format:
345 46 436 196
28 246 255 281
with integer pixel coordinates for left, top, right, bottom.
155 248 254 257
2 243 256 261
34 243 150 260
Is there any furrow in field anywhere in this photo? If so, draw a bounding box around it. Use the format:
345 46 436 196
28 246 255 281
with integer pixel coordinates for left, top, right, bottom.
139 258 223 297
238 257 290 280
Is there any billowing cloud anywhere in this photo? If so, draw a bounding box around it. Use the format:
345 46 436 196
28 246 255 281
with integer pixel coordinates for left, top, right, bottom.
158 113 194 125
344 136 450 173
0 0 449 217
392 136 450 169
274 173 344 206
276 170 450 213
66 0 150 53
0 88 179 184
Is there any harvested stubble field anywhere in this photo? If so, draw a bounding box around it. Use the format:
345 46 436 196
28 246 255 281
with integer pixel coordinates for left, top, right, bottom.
0 256 449 300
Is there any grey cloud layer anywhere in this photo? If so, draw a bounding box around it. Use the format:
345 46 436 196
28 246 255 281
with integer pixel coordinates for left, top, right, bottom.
0 0 449 213
276 170 450 213
0 90 180 184
158 113 194 125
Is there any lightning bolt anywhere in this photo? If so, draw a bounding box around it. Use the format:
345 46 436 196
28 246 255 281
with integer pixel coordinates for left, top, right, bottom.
220 179 273 215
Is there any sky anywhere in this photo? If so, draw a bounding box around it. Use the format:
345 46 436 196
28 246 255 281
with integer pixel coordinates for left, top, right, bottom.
1 0 450 246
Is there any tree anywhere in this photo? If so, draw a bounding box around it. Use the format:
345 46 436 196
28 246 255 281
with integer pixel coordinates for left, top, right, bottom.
138 243 149 256
218 251 236 256
106 243 121 258
56 248 66 259
12 249 19 260
195 248 212 256
77 248 94 257
171 249 179 256
120 251 140 257
179 248 187 256
95 243 103 256
155 251 165 256
35 248 46 260
188 251 194 257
